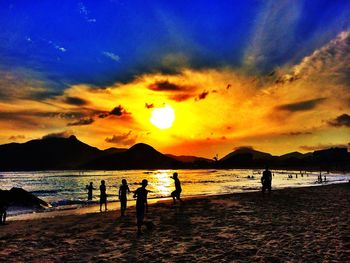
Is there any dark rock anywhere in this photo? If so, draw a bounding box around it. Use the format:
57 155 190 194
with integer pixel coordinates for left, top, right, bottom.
0 187 50 209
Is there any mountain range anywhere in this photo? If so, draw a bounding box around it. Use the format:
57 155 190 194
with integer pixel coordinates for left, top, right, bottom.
0 135 349 171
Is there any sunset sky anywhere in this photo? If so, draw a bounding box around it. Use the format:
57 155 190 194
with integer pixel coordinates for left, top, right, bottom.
1 1 350 158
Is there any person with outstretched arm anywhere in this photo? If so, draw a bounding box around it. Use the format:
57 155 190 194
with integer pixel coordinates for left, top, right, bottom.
171 172 184 205
119 179 131 216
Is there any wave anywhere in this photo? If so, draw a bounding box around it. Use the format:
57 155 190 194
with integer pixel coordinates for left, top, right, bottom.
31 189 60 195
50 199 96 207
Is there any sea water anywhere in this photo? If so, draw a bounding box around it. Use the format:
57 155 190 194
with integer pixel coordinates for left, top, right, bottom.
1 169 349 216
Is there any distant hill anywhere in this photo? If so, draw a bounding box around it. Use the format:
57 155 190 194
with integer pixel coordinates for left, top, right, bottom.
219 147 274 168
85 143 181 170
218 147 349 170
221 147 273 161
103 147 128 155
165 154 213 163
0 136 348 171
0 135 101 171
279 151 305 160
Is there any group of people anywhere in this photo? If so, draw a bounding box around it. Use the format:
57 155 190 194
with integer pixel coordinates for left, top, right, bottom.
86 172 183 235
1 170 271 229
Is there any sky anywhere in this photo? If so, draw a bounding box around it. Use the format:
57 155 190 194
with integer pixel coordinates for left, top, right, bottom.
0 0 350 158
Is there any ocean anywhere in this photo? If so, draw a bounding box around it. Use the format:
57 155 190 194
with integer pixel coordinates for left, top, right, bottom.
1 169 350 216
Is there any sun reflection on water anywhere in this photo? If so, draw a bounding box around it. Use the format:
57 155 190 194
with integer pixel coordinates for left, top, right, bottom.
151 170 173 197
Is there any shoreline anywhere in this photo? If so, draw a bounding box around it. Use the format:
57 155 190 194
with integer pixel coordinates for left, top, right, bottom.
1 183 350 261
7 181 348 222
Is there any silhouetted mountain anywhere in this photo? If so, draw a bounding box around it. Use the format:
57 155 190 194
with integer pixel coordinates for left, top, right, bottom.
279 151 305 160
165 154 213 168
219 147 275 168
313 148 350 170
221 147 273 161
218 146 350 170
0 136 349 171
0 135 101 171
85 143 181 169
165 154 213 163
103 147 128 155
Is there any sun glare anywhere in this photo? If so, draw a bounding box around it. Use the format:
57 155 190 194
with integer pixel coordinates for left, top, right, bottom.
150 104 175 129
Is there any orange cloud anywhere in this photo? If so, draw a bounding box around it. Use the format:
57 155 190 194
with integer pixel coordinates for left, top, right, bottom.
1 31 350 157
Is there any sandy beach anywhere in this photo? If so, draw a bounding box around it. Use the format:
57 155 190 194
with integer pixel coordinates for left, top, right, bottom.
1 183 350 262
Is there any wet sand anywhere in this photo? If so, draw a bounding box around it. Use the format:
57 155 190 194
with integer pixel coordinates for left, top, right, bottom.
1 183 350 262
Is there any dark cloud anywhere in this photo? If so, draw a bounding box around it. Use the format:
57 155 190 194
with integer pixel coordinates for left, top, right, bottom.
195 91 209 101
274 74 301 85
46 111 86 120
9 135 26 141
42 130 74 139
67 117 94 126
105 131 137 146
233 146 254 150
328 114 350 127
63 96 88 106
145 103 154 109
110 105 129 116
276 98 326 112
148 80 195 93
0 110 85 120
299 143 350 151
283 131 313 136
97 112 110 118
169 93 193 102
151 82 211 103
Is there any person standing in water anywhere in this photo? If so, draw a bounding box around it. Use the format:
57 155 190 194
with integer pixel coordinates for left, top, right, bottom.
261 166 272 194
171 172 184 205
133 179 149 235
119 179 131 216
99 180 107 212
86 182 94 201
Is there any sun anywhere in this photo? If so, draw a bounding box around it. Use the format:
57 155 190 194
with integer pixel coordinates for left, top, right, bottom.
150 104 175 129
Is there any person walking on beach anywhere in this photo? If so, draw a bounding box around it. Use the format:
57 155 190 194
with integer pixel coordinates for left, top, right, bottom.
100 180 107 212
133 179 149 235
119 179 131 216
86 182 94 201
171 172 184 205
261 166 272 194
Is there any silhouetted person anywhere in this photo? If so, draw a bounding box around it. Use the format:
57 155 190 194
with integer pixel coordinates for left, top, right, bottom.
261 166 272 194
86 182 94 201
133 179 149 235
100 180 107 212
318 173 323 183
0 201 7 225
171 172 183 205
119 179 131 216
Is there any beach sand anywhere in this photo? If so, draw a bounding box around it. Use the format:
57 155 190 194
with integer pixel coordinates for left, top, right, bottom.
1 183 350 262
